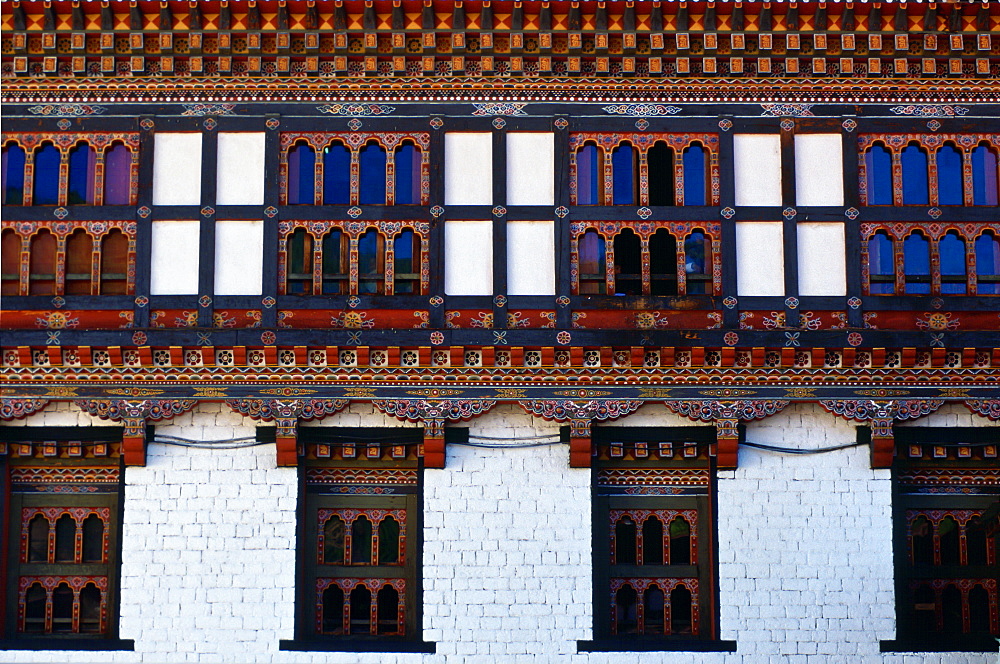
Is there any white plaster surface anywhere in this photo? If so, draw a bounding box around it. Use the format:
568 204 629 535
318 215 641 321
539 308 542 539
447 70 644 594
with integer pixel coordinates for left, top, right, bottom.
2 401 995 664
734 134 783 206
795 133 845 206
214 220 264 295
444 220 493 295
216 132 266 205
798 222 847 296
152 133 203 206
506 220 555 295
444 133 493 205
736 221 785 296
506 132 555 205
149 220 200 295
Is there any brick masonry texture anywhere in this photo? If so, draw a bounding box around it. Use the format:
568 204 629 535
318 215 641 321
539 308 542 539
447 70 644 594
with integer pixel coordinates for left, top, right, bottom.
0 402 996 663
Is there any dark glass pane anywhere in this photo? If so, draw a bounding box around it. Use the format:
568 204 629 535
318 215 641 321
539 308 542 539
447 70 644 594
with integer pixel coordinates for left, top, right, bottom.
323 143 351 204
669 517 691 565
349 586 372 634
670 585 693 634
322 585 345 634
52 584 73 633
614 516 637 565
578 230 606 294
911 515 933 565
65 230 93 295
683 144 707 206
288 144 315 205
643 587 665 635
1 230 20 295
903 233 931 294
613 229 641 295
615 585 638 634
377 586 400 634
323 515 346 564
28 514 49 563
648 142 674 206
941 585 963 634
649 229 678 296
939 232 966 295
938 516 960 566
577 144 600 204
359 143 387 205
865 145 892 205
611 145 635 205
972 145 999 206
82 514 105 563
911 585 936 635
2 144 27 205
351 516 373 564
378 516 401 564
936 145 963 206
901 144 929 205
966 519 987 566
975 233 1000 294
67 144 96 205
100 229 129 294
394 230 417 294
684 231 710 295
394 144 421 204
33 144 61 205
868 233 895 294
286 229 313 295
357 230 381 294
103 144 132 205
24 584 46 633
969 585 990 633
29 230 57 295
641 517 664 565
79 584 102 633
322 231 344 294
55 514 76 563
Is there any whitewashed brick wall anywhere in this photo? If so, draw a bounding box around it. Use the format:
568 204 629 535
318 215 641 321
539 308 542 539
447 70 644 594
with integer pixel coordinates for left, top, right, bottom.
1 402 996 663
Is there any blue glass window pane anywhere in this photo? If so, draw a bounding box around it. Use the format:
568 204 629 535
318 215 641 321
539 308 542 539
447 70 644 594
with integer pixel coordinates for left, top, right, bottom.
2 144 26 205
901 145 929 205
936 145 963 206
972 146 999 206
103 144 131 205
611 145 634 205
322 231 345 295
33 144 61 205
578 230 606 294
323 144 351 204
288 144 315 205
577 145 599 204
359 144 387 205
939 233 966 294
868 233 895 294
903 233 931 294
394 230 417 294
976 233 1000 294
358 230 381 293
68 144 96 205
865 145 893 205
394 145 421 205
683 145 706 206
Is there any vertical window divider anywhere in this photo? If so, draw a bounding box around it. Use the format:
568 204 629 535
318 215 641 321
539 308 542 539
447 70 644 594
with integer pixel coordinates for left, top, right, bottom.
717 117 738 328
262 114 282 328
198 126 219 328
554 115 572 330
842 120 864 328
492 127 507 328
427 116 446 329
132 116 156 329
780 125 800 327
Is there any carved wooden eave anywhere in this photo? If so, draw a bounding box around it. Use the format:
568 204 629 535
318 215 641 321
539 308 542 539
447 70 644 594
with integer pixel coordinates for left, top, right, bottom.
226 398 349 465
373 399 497 468
72 398 198 465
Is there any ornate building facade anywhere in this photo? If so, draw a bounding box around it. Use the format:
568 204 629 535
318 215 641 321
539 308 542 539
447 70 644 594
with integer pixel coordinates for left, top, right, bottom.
1 0 998 661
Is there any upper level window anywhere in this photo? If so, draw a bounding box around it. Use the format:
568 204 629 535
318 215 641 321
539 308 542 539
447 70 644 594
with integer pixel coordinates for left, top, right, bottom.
860 134 1000 206
571 221 719 297
1 135 139 207
279 220 428 296
281 133 430 206
570 133 719 206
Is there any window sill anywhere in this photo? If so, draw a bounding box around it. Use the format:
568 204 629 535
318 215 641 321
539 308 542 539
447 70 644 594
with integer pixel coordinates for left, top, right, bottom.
279 639 436 653
880 638 999 653
0 638 135 651
578 639 737 652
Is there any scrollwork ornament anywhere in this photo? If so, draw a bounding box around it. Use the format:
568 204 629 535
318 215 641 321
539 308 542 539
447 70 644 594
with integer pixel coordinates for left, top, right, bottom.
225 399 349 422
374 399 497 423
517 400 644 423
963 400 1000 421
0 399 51 421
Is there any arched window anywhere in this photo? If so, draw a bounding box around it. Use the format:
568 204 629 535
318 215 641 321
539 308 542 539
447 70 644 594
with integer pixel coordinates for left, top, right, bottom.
33 143 61 205
864 144 892 205
939 231 966 295
393 230 419 295
971 144 999 205
613 229 641 296
941 585 963 635
82 514 105 563
29 229 57 295
100 229 129 294
350 516 373 563
394 143 421 205
27 514 49 563
975 232 1000 294
684 230 711 295
2 143 27 205
648 142 674 206
669 585 693 634
323 515 346 564
103 143 132 205
649 229 678 296
24 583 46 632
377 516 401 564
903 232 931 294
67 143 96 205
65 229 93 295
357 229 383 294
359 143 387 205
611 143 636 205
51 584 74 632
55 514 76 563
376 586 400 634
901 143 929 205
322 230 347 294
910 515 933 565
614 585 638 634
868 232 895 294
323 142 351 205
2 229 22 295
79 584 103 633
969 585 991 633
578 230 606 294
614 516 637 565
287 143 316 205
938 516 960 565
642 517 664 565
349 586 372 634
669 517 691 565
576 143 601 205
936 144 963 206
643 587 665 634
683 143 708 206
286 229 314 295
322 585 345 634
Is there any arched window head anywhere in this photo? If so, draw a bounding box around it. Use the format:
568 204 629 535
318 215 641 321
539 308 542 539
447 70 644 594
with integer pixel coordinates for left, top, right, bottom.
103 143 132 205
868 232 895 294
376 586 400 634
67 143 96 205
971 144 999 206
975 232 1000 294
576 143 601 205
684 230 711 295
357 229 384 294
611 143 636 205
33 143 61 205
65 229 94 295
394 143 421 204
648 142 674 206
359 142 387 205
1 229 21 296
649 229 678 296
100 229 129 294
323 142 351 205
322 230 346 295
613 228 641 296
614 516 637 565
2 143 27 205
349 585 372 634
393 230 419 295
350 516 373 563
322 585 345 634
939 231 966 295
29 229 57 295
936 144 963 206
578 230 606 294
901 143 930 205
286 229 314 295
288 143 316 205
903 232 931 294
683 143 708 206
864 144 892 205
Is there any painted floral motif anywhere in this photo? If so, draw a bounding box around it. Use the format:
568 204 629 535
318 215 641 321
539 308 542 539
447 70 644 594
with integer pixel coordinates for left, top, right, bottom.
181 103 237 116
331 311 376 330
888 105 969 117
915 312 960 331
34 312 79 330
603 104 682 116
760 103 815 117
471 102 527 116
317 104 396 116
27 104 106 116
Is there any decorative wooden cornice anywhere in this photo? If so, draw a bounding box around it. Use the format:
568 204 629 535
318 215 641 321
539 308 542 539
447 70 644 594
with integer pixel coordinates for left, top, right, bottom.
964 399 1000 421
664 399 789 468
373 399 497 467
226 397 349 465
0 398 51 421
818 398 945 468
73 398 198 465
518 399 643 467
